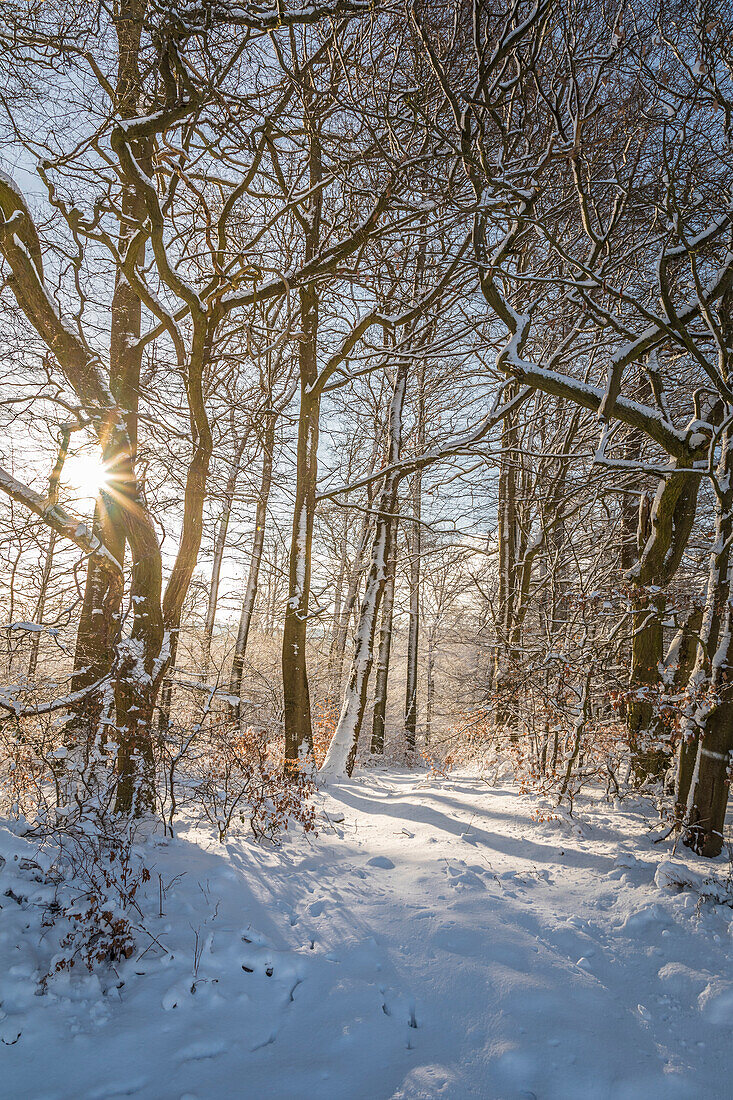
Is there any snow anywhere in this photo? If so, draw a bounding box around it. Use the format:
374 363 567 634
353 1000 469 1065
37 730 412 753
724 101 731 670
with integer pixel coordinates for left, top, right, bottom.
1 769 732 1099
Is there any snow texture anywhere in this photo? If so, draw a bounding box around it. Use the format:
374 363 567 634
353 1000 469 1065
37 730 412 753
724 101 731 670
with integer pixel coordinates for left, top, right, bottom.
1 769 732 1099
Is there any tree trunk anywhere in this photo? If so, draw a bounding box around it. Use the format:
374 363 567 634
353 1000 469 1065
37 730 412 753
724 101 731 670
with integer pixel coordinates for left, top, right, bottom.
370 520 397 755
671 606 704 816
27 532 56 678
28 425 71 677
282 79 322 774
282 387 319 770
627 592 666 782
321 360 407 779
684 693 733 858
405 466 423 751
230 413 276 715
330 501 375 702
70 0 148 736
202 433 249 677
494 394 520 736
425 623 436 747
155 320 215 743
265 539 279 636
625 464 701 781
682 431 733 856
328 521 349 703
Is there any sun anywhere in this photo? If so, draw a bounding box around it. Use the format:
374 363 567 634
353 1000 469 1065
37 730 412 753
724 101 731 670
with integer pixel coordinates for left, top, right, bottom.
61 451 110 501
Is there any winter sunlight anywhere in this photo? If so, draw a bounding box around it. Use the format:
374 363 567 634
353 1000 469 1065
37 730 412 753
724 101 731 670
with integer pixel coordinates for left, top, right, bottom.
61 451 110 501
0 2 731 1098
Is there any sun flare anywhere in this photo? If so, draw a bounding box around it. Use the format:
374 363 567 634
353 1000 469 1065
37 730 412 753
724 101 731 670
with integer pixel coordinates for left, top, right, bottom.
61 452 110 500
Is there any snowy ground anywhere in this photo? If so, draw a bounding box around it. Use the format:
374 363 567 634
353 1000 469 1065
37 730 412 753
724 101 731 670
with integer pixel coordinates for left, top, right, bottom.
1 769 732 1100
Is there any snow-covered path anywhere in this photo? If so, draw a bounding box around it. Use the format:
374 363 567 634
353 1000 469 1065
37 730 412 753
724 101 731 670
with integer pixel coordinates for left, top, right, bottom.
2 770 732 1099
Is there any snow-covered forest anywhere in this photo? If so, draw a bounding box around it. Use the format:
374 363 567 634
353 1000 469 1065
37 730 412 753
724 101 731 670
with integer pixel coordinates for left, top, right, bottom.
0 1 732 1097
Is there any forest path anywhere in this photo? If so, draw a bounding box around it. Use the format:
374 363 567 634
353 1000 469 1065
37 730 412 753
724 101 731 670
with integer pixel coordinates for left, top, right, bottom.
2 769 732 1099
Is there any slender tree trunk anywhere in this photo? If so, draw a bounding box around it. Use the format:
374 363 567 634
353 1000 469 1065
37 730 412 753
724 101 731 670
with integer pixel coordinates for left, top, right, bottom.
403 241 429 754
28 532 56 678
331 506 374 700
129 320 214 805
282 81 322 773
370 518 397 755
28 425 71 677
627 591 667 781
230 413 276 715
282 387 319 770
202 434 249 677
321 360 408 779
404 478 421 751
265 540 279 636
681 433 733 856
671 606 703 815
405 419 424 752
155 319 216 742
425 623 436 747
70 0 148 737
202 511 230 678
494 395 519 735
625 464 701 781
328 521 349 704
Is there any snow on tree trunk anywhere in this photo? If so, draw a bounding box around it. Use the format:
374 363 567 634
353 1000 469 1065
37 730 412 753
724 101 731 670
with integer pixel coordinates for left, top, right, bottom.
681 431 733 856
370 519 397 755
321 364 408 779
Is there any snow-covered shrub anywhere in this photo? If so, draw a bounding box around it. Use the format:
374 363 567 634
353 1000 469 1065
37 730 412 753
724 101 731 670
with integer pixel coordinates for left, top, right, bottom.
193 726 317 842
0 707 154 974
48 821 150 974
160 715 317 843
0 705 62 819
425 661 628 813
38 809 149 977
655 859 733 907
422 710 499 779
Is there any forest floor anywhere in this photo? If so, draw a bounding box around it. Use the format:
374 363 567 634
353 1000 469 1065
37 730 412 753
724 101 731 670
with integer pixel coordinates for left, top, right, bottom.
1 768 732 1100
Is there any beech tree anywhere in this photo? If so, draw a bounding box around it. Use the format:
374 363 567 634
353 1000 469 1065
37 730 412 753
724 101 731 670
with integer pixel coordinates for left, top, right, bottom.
414 0 733 852
0 0 410 806
1 0 731 861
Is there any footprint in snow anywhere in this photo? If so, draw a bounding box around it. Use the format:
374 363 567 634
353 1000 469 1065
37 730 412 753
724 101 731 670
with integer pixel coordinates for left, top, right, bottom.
162 980 195 1011
380 985 418 1029
275 900 298 926
178 1039 226 1062
84 1078 149 1099
367 856 395 870
251 1029 278 1051
445 862 485 889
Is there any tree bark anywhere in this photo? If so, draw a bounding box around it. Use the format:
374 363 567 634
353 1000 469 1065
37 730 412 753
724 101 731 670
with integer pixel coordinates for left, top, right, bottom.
321 359 408 778
625 465 701 781
230 413 276 716
682 428 733 856
70 0 149 738
330 505 375 700
202 432 249 677
405 406 424 752
370 519 397 755
282 76 322 773
671 606 703 816
494 393 520 736
425 622 436 747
